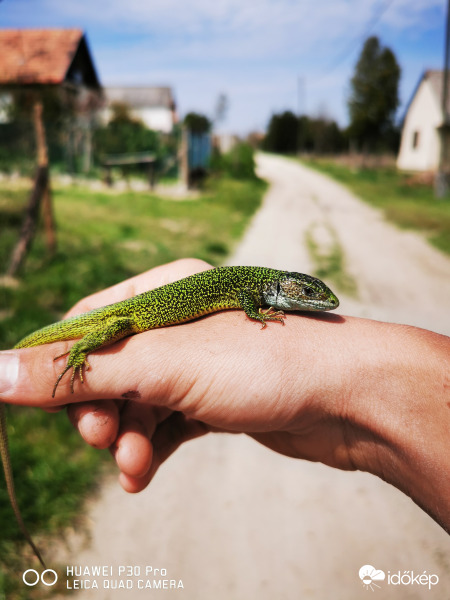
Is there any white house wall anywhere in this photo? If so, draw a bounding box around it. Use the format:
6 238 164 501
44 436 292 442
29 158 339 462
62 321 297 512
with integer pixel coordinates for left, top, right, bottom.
134 107 173 133
99 106 174 134
397 80 441 172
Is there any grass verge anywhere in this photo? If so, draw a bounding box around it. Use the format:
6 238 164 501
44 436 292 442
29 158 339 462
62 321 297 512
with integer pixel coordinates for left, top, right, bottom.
300 158 450 256
0 173 265 598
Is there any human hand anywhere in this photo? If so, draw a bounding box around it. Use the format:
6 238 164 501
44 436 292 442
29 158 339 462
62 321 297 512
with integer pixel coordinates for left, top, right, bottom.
1 259 449 531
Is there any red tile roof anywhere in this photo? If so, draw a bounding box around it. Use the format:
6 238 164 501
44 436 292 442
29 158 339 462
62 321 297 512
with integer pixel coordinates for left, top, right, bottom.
0 28 84 85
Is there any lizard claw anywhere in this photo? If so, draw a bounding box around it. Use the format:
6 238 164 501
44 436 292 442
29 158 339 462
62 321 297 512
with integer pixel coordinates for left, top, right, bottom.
52 365 71 398
53 349 70 361
53 348 90 396
258 306 286 327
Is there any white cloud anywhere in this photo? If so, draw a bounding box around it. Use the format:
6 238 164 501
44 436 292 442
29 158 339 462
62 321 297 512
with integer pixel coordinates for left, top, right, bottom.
5 0 446 133
41 0 445 57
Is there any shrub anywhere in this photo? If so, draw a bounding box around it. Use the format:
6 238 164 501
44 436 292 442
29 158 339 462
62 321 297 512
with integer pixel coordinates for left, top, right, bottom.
212 142 257 180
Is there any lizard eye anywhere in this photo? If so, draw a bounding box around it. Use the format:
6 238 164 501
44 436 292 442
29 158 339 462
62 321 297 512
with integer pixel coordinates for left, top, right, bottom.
303 286 315 297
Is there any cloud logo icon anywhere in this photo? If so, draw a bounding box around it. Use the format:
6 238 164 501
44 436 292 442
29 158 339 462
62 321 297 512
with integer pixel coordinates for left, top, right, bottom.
359 565 386 591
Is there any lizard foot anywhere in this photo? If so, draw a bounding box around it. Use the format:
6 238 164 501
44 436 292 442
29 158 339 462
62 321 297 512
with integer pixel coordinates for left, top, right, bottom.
53 347 90 397
258 307 285 329
51 316 134 397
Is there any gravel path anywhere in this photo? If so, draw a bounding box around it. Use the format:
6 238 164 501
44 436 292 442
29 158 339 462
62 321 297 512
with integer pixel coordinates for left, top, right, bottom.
55 154 450 600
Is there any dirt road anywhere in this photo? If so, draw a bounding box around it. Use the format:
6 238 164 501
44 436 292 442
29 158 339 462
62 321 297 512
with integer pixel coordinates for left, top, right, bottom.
232 154 450 335
55 154 450 600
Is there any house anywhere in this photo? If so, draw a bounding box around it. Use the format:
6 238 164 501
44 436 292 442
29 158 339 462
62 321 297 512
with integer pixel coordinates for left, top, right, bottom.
213 133 240 154
397 70 449 172
101 86 177 133
0 28 101 115
0 28 102 170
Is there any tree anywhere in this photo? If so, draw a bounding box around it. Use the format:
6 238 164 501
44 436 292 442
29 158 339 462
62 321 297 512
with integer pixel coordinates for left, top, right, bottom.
298 115 346 154
348 36 401 152
264 112 345 155
263 111 298 153
93 102 159 157
183 112 211 134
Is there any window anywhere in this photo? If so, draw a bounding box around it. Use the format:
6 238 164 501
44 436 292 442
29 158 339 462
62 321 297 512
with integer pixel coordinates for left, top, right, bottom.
0 93 12 124
412 130 420 149
69 69 83 84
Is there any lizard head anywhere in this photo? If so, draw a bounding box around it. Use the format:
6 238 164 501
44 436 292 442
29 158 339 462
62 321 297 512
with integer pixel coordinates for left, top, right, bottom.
262 272 339 312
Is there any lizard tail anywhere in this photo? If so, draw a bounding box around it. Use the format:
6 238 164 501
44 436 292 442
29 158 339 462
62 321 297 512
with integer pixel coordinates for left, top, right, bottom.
0 403 47 568
14 308 104 349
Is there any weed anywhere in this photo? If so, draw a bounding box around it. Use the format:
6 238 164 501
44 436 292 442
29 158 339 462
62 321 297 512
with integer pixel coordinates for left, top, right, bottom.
305 221 358 297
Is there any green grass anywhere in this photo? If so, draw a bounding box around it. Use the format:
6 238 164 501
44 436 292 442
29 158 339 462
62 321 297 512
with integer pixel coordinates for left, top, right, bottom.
0 173 265 597
0 176 265 345
300 158 450 256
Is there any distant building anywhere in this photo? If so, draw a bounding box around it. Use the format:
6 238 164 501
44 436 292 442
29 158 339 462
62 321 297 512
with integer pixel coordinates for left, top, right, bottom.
101 86 177 133
0 28 102 171
0 28 101 121
397 70 449 172
213 133 240 154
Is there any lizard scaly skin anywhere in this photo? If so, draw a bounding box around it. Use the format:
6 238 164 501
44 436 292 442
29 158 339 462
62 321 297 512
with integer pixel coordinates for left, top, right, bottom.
1 266 339 566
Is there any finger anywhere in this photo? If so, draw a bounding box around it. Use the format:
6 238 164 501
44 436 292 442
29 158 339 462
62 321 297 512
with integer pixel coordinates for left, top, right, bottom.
118 412 209 493
0 310 202 407
2 259 212 406
67 400 120 449
0 310 210 407
0 307 283 412
65 258 212 317
110 402 172 481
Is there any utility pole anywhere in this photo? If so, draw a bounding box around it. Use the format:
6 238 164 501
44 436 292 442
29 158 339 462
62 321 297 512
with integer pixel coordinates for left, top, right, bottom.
297 76 306 117
435 0 450 198
297 76 306 154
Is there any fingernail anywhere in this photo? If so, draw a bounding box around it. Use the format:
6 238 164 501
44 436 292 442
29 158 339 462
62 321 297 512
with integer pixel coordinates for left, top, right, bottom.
0 352 19 393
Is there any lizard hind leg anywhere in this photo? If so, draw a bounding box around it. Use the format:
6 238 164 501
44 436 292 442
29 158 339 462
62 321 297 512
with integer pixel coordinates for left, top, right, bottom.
52 343 91 397
52 317 136 397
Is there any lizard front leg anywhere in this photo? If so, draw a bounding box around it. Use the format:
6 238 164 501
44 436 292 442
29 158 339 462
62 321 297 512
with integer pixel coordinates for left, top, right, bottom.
52 317 136 397
237 290 285 328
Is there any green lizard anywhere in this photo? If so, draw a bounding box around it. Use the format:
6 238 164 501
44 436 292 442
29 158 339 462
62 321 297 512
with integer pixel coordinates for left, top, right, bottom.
1 265 339 567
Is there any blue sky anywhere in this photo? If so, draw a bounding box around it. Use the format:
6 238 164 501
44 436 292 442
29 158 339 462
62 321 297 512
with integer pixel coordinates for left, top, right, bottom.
1 0 446 134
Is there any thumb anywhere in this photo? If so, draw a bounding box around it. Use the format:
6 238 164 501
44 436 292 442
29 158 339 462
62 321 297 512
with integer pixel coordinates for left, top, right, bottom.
1 259 215 409
0 323 201 409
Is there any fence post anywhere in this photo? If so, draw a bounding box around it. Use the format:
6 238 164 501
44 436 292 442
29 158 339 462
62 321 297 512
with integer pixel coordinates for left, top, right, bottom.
6 101 56 276
180 126 189 189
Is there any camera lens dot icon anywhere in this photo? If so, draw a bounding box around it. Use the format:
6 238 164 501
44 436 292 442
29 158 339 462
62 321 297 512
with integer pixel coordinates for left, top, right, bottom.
359 565 385 591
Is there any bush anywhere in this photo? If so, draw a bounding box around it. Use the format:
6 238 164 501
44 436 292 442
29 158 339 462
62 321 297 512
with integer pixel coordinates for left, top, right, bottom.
93 102 160 159
184 112 211 133
212 142 257 180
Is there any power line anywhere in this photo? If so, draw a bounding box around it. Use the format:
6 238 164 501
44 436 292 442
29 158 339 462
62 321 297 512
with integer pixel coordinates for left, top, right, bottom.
314 0 396 80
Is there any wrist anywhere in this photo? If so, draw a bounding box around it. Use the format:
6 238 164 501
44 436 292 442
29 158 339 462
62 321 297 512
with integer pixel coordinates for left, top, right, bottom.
342 320 450 531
